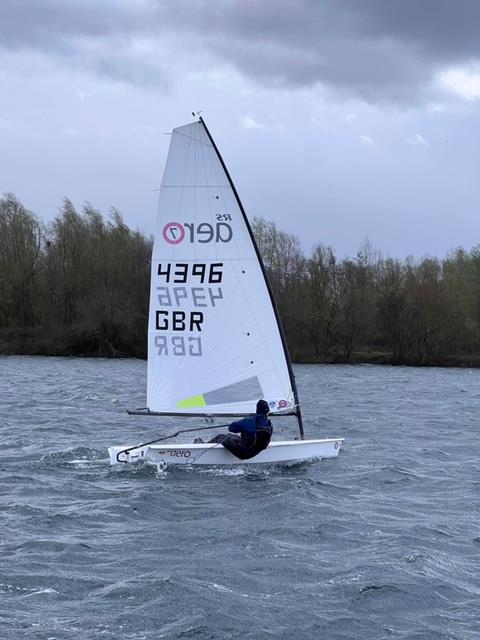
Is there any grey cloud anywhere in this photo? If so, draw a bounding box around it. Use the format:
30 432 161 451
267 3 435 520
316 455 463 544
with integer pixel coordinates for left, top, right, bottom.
162 0 480 101
207 35 427 103
0 0 141 49
2 0 480 101
0 0 167 87
94 55 169 89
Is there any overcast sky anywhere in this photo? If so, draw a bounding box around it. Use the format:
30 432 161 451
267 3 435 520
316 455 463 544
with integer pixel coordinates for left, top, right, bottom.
1 0 480 258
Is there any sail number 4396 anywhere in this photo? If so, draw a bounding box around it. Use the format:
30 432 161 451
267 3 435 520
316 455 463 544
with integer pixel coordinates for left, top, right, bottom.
157 262 223 284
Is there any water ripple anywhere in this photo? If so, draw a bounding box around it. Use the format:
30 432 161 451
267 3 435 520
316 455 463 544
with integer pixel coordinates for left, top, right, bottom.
1 357 479 639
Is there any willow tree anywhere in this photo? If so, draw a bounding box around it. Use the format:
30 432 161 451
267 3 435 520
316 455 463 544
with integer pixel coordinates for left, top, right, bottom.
0 194 43 326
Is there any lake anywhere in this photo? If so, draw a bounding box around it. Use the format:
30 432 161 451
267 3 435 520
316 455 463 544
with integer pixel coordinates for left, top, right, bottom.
0 356 479 639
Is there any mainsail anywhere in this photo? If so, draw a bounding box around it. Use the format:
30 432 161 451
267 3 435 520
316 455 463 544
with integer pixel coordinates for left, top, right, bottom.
147 119 301 426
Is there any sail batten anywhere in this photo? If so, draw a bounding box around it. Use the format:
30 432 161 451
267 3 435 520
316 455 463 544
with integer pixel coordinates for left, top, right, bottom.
147 118 302 433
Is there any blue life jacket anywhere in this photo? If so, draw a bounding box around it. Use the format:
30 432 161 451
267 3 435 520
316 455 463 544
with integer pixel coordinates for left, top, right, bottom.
228 414 272 452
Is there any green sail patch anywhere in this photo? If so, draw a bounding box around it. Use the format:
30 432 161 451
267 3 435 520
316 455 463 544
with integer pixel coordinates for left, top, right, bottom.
177 395 207 409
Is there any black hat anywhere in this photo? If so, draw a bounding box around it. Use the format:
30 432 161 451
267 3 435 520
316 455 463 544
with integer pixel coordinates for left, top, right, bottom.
256 399 270 415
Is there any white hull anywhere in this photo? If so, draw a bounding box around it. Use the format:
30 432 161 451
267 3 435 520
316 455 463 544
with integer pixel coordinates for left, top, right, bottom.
108 438 344 466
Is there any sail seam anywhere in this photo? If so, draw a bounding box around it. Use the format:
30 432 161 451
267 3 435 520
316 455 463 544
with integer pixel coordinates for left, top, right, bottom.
173 129 212 146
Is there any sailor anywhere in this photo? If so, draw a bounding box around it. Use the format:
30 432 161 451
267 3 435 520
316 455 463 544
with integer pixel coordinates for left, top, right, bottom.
194 399 273 460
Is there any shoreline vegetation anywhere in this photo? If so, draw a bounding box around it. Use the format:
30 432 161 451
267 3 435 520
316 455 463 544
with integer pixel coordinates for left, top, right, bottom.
1 193 480 367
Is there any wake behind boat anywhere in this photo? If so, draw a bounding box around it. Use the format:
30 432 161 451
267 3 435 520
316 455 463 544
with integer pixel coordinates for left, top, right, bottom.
109 116 344 466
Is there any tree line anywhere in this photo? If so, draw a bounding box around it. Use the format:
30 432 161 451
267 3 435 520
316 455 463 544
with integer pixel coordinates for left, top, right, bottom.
0 194 150 357
1 193 479 366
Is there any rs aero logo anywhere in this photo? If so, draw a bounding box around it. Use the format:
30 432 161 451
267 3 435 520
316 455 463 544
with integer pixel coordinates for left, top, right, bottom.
163 214 233 245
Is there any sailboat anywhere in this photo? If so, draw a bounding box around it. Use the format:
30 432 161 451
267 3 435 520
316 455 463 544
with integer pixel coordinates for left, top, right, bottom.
108 117 344 466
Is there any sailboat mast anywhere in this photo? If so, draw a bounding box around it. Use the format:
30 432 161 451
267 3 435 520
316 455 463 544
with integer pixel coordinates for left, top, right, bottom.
199 116 305 440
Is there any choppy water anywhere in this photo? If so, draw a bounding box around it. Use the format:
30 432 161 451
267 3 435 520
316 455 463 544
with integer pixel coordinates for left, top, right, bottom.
0 356 479 639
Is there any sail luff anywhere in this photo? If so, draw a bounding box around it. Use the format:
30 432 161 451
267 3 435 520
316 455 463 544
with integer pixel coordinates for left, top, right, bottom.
198 116 305 439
